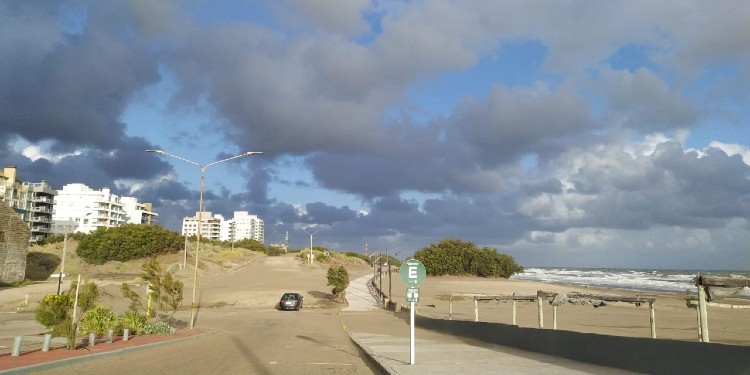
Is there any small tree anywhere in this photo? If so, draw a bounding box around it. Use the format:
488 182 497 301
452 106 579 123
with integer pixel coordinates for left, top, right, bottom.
35 279 100 349
327 265 349 301
121 258 184 322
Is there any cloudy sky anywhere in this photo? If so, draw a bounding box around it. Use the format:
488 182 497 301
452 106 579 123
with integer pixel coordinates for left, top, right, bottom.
2 0 748 270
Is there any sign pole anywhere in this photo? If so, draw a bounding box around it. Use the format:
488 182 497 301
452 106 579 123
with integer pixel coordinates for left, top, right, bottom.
400 258 426 366
410 300 415 364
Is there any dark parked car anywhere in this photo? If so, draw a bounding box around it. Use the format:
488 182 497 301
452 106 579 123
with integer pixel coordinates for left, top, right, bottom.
278 292 303 311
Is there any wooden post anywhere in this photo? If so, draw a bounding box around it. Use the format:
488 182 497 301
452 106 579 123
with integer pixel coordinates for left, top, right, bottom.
552 305 557 330
695 306 702 342
697 285 709 342
649 301 656 339
474 298 479 322
512 300 517 326
449 295 453 320
537 296 544 328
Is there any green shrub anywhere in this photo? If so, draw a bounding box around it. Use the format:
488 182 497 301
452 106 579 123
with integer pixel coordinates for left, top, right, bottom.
265 246 286 256
76 224 183 264
414 238 523 278
142 321 176 335
119 310 147 334
25 252 61 281
327 265 349 300
35 294 72 329
80 306 119 335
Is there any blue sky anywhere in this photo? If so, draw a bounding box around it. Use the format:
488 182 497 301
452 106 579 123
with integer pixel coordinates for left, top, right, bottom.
1 1 748 270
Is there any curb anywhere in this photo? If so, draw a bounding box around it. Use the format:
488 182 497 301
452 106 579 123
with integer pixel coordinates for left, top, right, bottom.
346 333 399 375
0 330 219 375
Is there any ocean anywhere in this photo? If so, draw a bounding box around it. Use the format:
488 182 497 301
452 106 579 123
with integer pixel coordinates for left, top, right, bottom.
511 267 750 297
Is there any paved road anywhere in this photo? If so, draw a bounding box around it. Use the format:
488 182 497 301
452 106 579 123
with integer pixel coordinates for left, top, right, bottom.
6 256 383 375
30 308 382 375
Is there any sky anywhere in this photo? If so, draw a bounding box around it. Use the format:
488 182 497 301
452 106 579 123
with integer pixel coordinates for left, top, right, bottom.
1 0 749 270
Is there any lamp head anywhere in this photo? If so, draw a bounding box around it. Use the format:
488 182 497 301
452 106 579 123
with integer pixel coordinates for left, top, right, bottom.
145 149 166 155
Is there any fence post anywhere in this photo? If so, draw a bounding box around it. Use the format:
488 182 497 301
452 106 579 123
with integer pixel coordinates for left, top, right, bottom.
512 300 517 325
537 296 544 328
124 328 130 341
448 295 453 320
474 298 479 322
107 329 114 343
697 285 709 342
552 305 557 330
649 301 656 339
89 332 96 347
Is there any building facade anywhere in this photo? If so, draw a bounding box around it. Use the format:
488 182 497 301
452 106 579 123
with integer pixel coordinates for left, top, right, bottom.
183 211 264 243
121 197 158 225
182 211 222 240
0 166 57 242
53 183 128 233
219 211 265 243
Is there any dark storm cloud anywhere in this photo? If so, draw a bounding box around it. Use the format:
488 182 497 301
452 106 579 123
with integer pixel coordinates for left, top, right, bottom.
451 83 596 167
0 1 160 150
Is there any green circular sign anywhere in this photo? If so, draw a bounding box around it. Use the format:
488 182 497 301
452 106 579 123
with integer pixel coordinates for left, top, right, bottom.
400 259 427 287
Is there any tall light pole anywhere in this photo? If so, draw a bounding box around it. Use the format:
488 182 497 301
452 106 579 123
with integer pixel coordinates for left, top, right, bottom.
304 228 319 265
146 149 262 329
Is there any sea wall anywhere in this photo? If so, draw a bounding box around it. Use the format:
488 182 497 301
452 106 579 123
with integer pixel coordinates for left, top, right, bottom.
396 309 750 375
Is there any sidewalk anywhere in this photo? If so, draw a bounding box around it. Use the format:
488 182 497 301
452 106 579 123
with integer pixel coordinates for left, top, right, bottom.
342 275 638 375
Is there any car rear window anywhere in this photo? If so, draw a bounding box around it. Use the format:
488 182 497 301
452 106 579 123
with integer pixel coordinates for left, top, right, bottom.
282 294 298 300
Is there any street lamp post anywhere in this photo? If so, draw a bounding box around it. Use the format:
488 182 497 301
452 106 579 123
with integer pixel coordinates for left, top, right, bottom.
304 228 319 265
146 149 262 329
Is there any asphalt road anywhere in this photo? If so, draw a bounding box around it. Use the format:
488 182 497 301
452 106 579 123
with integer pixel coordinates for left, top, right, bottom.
14 255 384 375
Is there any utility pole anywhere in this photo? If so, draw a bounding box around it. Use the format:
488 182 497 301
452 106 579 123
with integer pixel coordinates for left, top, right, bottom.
387 248 392 305
304 228 319 265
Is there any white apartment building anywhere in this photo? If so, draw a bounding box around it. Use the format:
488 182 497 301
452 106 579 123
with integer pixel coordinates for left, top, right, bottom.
219 211 264 243
121 197 158 225
53 183 156 233
182 211 222 240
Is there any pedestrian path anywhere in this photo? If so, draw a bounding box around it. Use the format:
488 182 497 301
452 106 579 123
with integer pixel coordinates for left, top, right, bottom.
341 276 638 375
343 274 381 312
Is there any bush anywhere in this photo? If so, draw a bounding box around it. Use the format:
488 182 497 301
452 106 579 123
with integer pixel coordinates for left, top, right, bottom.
327 265 349 300
120 311 148 334
76 224 183 264
25 252 61 281
142 321 176 335
36 294 72 330
80 306 119 335
414 238 523 278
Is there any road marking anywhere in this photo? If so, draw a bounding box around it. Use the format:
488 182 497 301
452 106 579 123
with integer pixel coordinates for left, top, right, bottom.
269 362 353 366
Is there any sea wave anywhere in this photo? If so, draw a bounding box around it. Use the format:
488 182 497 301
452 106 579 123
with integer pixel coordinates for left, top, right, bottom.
511 267 750 296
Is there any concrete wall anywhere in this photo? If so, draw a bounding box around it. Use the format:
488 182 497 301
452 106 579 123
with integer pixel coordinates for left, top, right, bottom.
402 312 750 375
0 204 30 283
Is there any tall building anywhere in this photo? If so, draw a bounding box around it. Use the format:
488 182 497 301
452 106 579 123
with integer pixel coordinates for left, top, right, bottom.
53 183 128 233
0 166 57 242
219 211 264 243
182 211 222 240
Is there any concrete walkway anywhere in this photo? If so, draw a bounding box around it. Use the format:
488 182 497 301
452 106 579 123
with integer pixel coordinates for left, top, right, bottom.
341 275 638 375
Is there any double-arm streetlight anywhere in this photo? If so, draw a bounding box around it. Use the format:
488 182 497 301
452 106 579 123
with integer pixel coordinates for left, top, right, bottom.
304 228 319 265
146 149 262 329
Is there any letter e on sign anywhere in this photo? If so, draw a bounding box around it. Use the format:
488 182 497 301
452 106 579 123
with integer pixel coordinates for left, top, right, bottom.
400 259 426 287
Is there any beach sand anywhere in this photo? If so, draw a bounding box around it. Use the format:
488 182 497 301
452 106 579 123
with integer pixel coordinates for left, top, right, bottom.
375 271 750 346
3 255 748 348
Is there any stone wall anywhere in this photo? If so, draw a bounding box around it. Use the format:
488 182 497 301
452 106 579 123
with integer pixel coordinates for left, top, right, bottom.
0 204 30 283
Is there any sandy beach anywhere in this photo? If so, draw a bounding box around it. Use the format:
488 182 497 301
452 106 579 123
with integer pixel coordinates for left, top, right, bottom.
374 270 750 346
